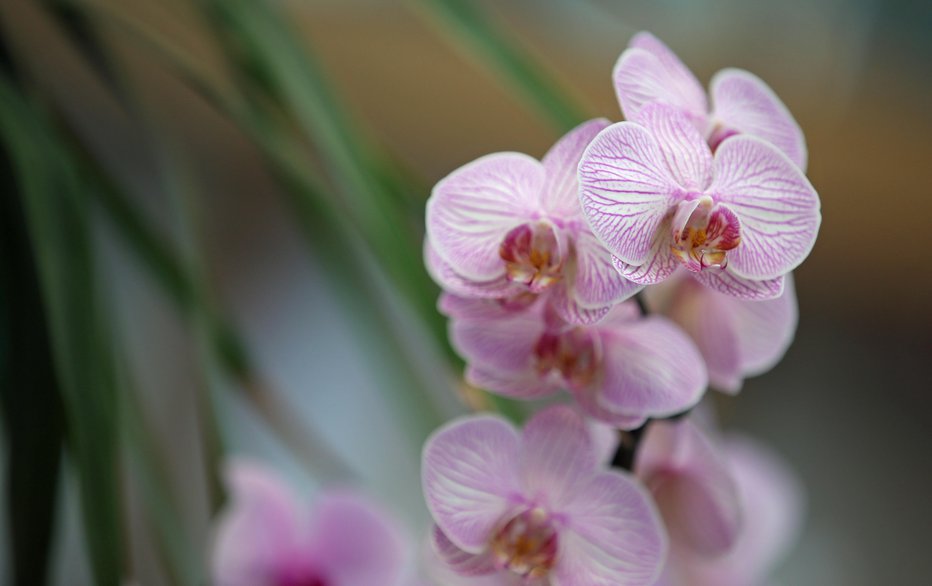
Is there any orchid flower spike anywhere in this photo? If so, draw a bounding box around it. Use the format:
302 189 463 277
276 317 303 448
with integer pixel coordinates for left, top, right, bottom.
440 293 707 429
645 271 798 393
578 103 820 300
614 31 808 170
426 119 641 324
211 460 406 586
422 405 667 585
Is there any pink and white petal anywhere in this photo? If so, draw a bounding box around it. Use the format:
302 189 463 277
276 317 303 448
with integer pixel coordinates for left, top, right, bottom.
431 525 498 576
588 419 621 465
570 229 643 308
570 383 649 430
611 221 680 285
635 421 742 557
554 470 667 586
732 272 798 378
710 68 807 171
614 32 708 125
309 491 406 586
427 152 545 281
596 317 708 418
664 277 743 393
466 365 562 400
422 416 522 553
549 281 613 326
447 298 545 377
687 437 805 586
710 137 821 280
519 405 600 508
693 269 784 301
634 104 713 190
424 240 517 299
541 118 612 219
578 122 678 265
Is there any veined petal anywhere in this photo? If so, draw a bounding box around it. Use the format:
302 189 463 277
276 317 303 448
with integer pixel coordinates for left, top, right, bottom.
635 421 742 558
431 525 497 576
596 316 708 418
611 218 680 285
309 491 406 586
693 265 785 300
519 405 600 508
570 229 643 309
427 152 545 281
554 471 667 586
211 461 304 586
422 416 522 553
425 240 517 298
732 273 798 377
710 137 821 280
578 122 678 265
541 118 612 219
710 68 807 171
549 283 613 326
635 104 713 190
466 365 561 400
570 382 649 430
614 31 708 126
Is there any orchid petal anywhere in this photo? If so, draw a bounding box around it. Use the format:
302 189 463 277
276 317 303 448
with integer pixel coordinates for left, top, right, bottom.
710 68 807 171
636 421 742 557
570 382 649 430
549 279 613 326
710 137 821 280
422 416 521 553
634 104 713 190
424 240 517 298
597 316 708 418
554 470 667 586
570 229 643 309
309 491 406 586
732 273 798 377
466 365 561 400
614 32 707 126
519 405 599 508
692 269 785 301
427 152 545 281
541 118 612 219
610 222 679 285
431 525 497 576
578 122 678 265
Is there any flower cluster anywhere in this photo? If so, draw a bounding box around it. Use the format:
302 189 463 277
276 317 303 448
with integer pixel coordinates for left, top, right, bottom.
422 31 818 585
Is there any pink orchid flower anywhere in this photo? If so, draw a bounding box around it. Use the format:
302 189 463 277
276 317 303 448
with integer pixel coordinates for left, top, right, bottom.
422 405 667 586
211 460 406 586
614 31 808 170
440 293 707 429
578 103 820 300
649 433 805 586
645 272 798 393
426 119 641 324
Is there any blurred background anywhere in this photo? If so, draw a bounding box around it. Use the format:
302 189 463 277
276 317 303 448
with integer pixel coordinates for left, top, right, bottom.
0 0 930 584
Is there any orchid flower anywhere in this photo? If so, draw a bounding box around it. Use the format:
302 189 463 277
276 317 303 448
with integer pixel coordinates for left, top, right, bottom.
614 31 808 170
422 405 667 585
426 118 641 324
440 293 707 429
211 460 406 586
578 103 820 300
650 434 805 586
645 271 798 393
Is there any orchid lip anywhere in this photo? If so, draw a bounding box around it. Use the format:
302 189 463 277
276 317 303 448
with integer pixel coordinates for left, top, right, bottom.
671 197 741 273
533 327 601 390
499 222 564 292
489 507 559 579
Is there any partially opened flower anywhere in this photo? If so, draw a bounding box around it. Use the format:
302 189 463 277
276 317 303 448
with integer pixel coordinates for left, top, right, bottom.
422 405 667 585
635 419 742 559
613 31 807 170
578 103 820 300
440 293 707 429
426 118 641 323
211 460 406 586
654 435 805 586
645 272 798 393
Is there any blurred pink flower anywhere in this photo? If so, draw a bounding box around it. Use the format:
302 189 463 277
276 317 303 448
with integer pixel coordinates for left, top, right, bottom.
578 103 820 300
425 119 641 324
210 460 406 586
422 405 667 585
613 31 808 170
645 272 798 393
440 294 707 429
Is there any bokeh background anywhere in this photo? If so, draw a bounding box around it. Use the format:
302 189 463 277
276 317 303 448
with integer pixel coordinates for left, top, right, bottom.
1 0 930 584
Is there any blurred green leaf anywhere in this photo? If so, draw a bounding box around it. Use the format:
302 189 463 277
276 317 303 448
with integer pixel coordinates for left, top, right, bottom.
410 0 588 132
0 79 123 586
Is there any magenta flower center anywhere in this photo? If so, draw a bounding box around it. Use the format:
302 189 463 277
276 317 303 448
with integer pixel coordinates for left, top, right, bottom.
499 222 564 292
671 196 741 272
490 508 559 578
534 328 600 390
276 566 327 586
